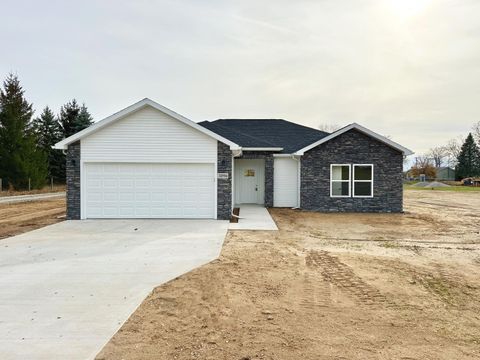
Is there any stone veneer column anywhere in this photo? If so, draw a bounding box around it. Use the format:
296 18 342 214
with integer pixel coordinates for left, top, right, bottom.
66 141 81 219
217 142 232 220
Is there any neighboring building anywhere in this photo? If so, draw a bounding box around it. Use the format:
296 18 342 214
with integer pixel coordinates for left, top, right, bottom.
54 98 413 220
436 167 456 181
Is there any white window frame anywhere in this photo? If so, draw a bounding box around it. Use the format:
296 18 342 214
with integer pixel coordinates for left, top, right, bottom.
353 164 374 198
330 164 351 198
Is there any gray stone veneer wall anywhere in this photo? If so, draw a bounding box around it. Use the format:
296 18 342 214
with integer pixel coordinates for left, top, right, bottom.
300 129 403 213
237 151 274 207
217 142 232 220
66 141 81 219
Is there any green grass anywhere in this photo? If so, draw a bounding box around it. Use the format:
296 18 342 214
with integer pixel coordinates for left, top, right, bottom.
404 184 480 192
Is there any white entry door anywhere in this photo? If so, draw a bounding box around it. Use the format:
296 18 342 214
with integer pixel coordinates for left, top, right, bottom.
84 163 215 218
234 159 265 204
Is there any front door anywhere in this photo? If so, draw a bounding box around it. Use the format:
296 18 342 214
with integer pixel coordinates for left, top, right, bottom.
234 159 265 205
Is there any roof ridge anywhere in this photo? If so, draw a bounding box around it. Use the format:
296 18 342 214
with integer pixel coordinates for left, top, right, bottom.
207 121 279 147
212 118 329 136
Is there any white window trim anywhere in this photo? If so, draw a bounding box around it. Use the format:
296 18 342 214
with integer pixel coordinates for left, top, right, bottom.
353 164 374 198
330 164 351 198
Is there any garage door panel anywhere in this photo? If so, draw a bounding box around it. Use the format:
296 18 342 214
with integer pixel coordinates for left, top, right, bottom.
85 163 215 219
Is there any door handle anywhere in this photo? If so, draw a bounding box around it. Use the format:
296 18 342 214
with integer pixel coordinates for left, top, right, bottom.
255 185 258 191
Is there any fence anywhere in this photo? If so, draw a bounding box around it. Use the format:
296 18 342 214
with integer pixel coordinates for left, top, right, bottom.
0 177 65 194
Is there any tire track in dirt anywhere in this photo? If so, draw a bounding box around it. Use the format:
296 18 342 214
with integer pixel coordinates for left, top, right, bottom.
306 250 390 307
299 271 331 309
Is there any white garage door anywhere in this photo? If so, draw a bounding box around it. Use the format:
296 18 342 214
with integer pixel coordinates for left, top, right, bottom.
274 157 299 207
84 163 215 219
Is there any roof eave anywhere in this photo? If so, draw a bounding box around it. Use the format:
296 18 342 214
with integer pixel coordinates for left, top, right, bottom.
242 147 284 151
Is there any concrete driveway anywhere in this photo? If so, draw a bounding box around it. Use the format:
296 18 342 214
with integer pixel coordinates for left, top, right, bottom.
0 219 228 360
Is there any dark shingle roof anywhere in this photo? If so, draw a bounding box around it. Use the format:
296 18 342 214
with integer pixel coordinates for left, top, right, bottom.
199 119 328 153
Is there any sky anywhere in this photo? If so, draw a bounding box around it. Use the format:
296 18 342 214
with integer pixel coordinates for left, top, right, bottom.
1 0 479 157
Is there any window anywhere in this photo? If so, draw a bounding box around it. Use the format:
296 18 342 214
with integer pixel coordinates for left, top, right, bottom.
330 164 351 197
353 164 373 197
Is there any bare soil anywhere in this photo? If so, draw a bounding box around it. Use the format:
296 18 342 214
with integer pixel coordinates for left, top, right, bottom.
97 190 480 360
0 198 66 239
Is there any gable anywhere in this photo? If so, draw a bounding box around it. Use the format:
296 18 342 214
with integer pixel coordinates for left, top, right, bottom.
295 123 413 156
54 98 240 150
305 128 404 157
81 106 217 163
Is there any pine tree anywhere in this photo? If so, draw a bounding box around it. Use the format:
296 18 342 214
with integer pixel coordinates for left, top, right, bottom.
58 99 93 138
455 133 480 179
58 99 81 138
77 103 93 130
32 106 65 181
0 74 47 189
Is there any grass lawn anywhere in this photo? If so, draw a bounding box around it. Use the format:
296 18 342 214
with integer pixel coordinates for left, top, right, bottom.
404 184 480 192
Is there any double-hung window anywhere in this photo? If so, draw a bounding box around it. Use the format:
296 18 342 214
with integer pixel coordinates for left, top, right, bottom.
330 164 351 197
330 164 374 198
353 164 373 197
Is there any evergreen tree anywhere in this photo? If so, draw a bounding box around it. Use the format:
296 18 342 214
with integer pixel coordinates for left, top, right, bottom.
0 74 47 189
58 99 93 138
455 133 480 179
77 103 94 130
32 106 65 181
58 99 81 138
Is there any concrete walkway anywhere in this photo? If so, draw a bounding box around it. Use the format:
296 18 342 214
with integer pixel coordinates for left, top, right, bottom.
0 219 228 360
229 204 278 230
0 192 65 204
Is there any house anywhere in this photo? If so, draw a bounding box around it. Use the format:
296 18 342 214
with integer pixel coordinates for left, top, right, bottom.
54 98 413 220
435 167 456 181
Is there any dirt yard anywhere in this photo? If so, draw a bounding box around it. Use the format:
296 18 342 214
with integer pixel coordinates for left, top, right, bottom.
97 190 480 360
0 198 66 239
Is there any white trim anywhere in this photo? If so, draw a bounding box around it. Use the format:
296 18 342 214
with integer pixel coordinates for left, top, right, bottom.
231 155 235 211
330 164 351 198
294 123 414 156
273 153 295 157
243 147 283 151
54 98 241 150
353 164 374 198
214 159 218 219
297 157 301 208
80 160 85 219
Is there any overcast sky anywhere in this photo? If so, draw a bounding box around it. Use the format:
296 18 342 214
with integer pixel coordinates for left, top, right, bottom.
1 0 479 156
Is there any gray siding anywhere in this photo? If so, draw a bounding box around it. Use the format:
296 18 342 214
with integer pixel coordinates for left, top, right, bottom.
300 129 403 213
217 142 232 220
237 151 274 207
66 141 81 219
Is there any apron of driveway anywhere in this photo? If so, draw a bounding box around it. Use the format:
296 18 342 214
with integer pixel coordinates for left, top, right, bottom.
0 219 228 360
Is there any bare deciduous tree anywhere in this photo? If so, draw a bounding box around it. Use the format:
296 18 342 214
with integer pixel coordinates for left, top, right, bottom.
318 123 341 133
444 137 463 167
427 146 447 167
473 121 480 145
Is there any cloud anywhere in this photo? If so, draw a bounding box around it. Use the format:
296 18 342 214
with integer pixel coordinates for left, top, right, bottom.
0 0 479 156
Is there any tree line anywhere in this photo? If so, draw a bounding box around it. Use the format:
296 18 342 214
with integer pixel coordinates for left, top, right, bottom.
411 125 480 180
0 74 93 190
